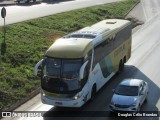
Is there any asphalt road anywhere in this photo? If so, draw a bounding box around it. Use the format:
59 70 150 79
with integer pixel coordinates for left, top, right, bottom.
0 0 122 26
1 0 160 120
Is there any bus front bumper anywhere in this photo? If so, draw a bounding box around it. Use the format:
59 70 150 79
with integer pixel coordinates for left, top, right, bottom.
41 95 85 107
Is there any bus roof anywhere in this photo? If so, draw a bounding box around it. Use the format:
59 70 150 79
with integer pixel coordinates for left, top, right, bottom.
45 38 93 58
92 19 130 32
45 19 131 58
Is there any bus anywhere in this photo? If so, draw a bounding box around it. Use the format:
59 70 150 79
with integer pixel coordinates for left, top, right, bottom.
34 19 132 107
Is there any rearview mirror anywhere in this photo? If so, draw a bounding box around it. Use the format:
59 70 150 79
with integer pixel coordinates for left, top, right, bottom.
79 61 88 80
34 59 44 76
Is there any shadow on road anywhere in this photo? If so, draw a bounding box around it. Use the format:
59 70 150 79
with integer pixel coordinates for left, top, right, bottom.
42 65 159 120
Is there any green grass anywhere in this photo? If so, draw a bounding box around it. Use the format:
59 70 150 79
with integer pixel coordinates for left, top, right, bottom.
0 0 139 111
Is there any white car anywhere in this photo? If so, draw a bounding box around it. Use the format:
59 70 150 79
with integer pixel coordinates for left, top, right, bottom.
109 79 148 112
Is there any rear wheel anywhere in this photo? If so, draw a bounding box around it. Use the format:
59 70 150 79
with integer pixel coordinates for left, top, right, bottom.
123 56 126 63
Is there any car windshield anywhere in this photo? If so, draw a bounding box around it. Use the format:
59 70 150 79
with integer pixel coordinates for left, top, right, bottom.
114 85 139 96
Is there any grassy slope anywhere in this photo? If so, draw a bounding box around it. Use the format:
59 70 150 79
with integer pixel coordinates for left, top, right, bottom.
0 0 139 111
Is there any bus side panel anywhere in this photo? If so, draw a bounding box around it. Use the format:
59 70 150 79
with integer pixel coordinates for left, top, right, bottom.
90 27 132 91
98 37 131 78
90 63 115 92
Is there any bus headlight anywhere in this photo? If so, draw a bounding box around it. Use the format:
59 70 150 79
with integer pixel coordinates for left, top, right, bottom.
42 93 45 96
41 90 46 97
73 92 83 100
74 96 78 100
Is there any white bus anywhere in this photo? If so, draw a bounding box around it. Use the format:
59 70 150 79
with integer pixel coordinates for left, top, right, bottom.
34 19 132 107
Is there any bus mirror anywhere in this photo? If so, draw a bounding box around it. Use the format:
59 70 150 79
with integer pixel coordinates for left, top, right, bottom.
34 59 44 76
79 61 88 80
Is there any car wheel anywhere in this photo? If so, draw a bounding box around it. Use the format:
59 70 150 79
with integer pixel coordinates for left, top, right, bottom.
137 105 140 113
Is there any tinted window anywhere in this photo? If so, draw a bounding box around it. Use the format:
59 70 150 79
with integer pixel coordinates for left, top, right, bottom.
93 24 131 68
41 58 83 93
44 58 61 77
62 59 83 79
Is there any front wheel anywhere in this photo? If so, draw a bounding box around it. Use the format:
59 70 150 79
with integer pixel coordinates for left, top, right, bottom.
90 86 96 101
137 105 140 113
117 60 124 74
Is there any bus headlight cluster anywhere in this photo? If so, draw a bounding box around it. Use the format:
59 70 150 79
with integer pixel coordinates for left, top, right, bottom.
74 96 78 100
73 92 83 100
41 90 46 97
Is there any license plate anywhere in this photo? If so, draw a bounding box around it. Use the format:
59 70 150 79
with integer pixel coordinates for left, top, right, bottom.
55 102 63 105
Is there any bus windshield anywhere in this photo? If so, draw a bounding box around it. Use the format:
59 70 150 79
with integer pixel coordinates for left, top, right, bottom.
41 57 83 93
62 59 82 79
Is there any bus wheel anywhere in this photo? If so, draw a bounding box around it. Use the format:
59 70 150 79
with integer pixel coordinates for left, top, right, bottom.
118 60 124 73
123 56 126 63
90 85 96 101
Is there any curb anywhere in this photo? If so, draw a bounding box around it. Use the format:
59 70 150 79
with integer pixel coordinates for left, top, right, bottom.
0 88 40 119
124 0 140 18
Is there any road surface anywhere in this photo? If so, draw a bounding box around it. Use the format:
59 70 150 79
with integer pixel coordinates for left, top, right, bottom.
0 0 122 26
2 0 160 120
